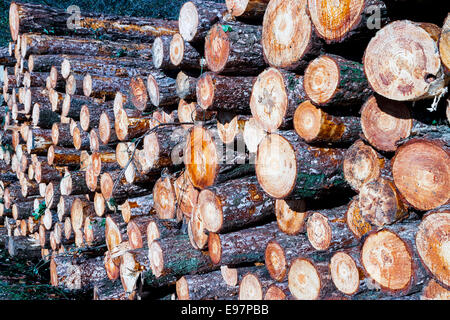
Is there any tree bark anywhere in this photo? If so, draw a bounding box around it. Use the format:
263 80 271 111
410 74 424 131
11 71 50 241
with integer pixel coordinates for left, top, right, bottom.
225 0 270 21
197 175 274 233
10 2 178 43
208 221 280 266
196 72 255 112
304 54 372 107
205 22 266 75
255 130 349 199
293 101 361 145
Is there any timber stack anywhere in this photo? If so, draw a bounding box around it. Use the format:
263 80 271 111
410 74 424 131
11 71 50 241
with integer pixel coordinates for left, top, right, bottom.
0 0 449 301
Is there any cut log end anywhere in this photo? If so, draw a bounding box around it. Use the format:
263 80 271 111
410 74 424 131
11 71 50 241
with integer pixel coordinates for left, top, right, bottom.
146 74 160 107
307 0 367 42
422 279 450 300
304 55 340 104
217 115 240 145
293 100 336 142
358 177 407 227
239 273 263 300
9 3 19 41
98 112 112 145
130 77 148 110
177 99 197 130
343 140 383 192
363 20 443 101
250 68 288 132
275 199 306 235
179 1 199 42
306 212 332 251
127 220 143 249
152 37 166 69
197 189 222 233
184 126 219 190
361 229 413 293
264 285 287 300
360 95 412 152
176 276 190 300
221 265 238 286
205 24 230 73
100 172 114 201
104 251 120 280
392 139 450 211
243 117 266 153
416 212 450 289
265 240 287 282
346 197 372 239
80 105 90 132
330 251 360 296
288 258 321 300
170 33 185 67
105 216 122 253
149 240 164 278
261 0 311 70
255 134 296 199
208 232 222 265
83 74 92 97
153 176 176 220
196 73 214 109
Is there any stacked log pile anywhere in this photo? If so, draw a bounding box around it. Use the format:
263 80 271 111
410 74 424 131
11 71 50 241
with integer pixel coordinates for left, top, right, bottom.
0 0 449 301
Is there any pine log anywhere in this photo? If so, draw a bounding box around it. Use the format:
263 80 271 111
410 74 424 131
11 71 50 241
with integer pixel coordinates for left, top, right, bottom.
205 22 266 75
28 54 65 73
178 0 227 43
32 103 60 129
361 220 429 296
47 145 80 168
197 175 274 233
304 54 372 107
307 0 389 43
72 126 90 150
146 71 178 108
345 196 373 240
183 126 254 190
114 107 154 142
83 73 131 100
10 2 178 43
26 127 52 155
79 102 114 132
99 170 153 203
176 72 197 102
239 267 277 300
50 255 107 290
287 256 336 300
255 130 348 199
21 33 153 59
343 139 389 192
358 177 408 227
176 267 258 300
153 176 177 220
93 278 136 300
360 95 413 152
7 235 42 259
261 0 323 72
169 33 202 70
83 216 106 247
363 20 448 101
293 101 361 145
274 199 307 235
196 72 255 112
415 209 450 290
391 139 450 211
64 72 84 96
148 233 217 278
146 217 180 245
225 0 270 20
208 221 280 265
60 169 93 196
173 170 199 220
306 204 359 251
51 122 73 148
250 68 307 132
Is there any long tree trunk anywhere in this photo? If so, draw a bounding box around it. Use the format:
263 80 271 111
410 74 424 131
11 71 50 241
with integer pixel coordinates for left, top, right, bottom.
10 2 178 43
